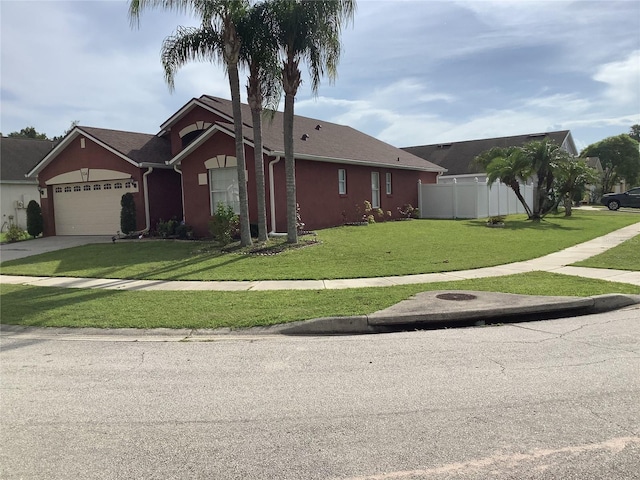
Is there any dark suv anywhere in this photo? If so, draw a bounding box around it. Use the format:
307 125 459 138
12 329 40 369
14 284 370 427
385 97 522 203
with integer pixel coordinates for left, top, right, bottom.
600 187 640 210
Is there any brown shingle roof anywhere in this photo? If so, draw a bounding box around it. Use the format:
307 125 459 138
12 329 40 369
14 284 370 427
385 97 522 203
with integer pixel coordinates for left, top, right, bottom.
197 95 444 171
1 136 56 182
80 126 171 165
402 131 573 176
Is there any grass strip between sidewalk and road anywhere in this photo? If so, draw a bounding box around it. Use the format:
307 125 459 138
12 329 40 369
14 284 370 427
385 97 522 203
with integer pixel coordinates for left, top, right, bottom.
1 272 638 330
1 211 638 281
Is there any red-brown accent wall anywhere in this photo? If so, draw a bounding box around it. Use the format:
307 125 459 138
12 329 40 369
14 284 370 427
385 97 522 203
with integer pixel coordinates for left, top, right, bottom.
168 106 230 156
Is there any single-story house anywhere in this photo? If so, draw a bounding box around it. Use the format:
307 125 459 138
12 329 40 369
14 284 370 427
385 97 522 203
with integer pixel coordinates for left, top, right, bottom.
27 95 445 237
1 136 55 231
402 130 578 184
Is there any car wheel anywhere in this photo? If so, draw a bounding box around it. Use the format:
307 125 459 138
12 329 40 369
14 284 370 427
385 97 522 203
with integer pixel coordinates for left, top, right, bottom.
607 200 620 211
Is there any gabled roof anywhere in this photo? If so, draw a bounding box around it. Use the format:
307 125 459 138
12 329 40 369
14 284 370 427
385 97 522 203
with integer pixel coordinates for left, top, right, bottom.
27 126 171 178
1 136 56 182
164 95 445 172
402 131 576 176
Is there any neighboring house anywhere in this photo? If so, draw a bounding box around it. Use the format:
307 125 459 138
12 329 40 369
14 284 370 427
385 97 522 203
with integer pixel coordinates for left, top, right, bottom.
28 95 444 237
402 130 578 184
1 136 55 231
27 127 183 236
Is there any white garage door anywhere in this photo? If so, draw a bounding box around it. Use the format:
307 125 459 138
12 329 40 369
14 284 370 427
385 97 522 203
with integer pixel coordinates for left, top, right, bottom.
53 181 137 235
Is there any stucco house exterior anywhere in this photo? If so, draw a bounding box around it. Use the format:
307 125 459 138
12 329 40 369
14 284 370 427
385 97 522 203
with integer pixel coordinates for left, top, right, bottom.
403 130 578 184
1 136 54 231
27 95 444 237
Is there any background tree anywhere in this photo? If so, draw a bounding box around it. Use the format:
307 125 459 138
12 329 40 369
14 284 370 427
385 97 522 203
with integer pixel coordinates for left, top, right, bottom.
580 134 640 195
629 124 640 142
26 200 43 238
269 0 356 243
130 0 254 247
120 193 137 234
8 126 49 140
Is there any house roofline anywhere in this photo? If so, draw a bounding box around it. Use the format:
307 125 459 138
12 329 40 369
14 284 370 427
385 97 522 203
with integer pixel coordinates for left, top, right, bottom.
27 127 140 178
158 97 235 136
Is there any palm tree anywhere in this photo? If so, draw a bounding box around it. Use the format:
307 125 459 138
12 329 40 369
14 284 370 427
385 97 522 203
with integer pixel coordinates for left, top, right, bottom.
552 157 598 217
268 0 356 243
129 0 253 246
480 146 535 218
238 3 281 242
522 139 569 220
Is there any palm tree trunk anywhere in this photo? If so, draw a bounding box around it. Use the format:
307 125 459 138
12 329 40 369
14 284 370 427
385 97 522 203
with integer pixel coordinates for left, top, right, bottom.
248 75 268 242
228 62 252 247
509 181 534 218
284 89 297 244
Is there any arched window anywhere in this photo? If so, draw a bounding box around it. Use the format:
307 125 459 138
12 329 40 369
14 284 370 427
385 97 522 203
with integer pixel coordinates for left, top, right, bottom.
181 129 206 148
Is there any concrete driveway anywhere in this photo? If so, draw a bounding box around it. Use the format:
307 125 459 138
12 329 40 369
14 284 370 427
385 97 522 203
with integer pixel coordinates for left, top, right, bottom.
0 236 113 262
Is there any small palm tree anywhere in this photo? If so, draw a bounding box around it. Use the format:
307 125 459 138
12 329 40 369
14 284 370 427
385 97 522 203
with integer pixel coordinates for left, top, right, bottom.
268 0 356 243
129 0 253 246
481 146 534 218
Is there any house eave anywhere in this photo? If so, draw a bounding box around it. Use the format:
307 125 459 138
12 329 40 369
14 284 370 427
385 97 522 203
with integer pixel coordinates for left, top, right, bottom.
158 98 234 136
270 151 446 172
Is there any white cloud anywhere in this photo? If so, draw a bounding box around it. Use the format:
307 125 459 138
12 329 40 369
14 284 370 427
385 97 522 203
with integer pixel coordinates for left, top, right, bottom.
593 50 640 105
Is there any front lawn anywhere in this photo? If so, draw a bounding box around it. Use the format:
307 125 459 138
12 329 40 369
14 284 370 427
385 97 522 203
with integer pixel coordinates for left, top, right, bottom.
1 272 638 329
1 210 638 281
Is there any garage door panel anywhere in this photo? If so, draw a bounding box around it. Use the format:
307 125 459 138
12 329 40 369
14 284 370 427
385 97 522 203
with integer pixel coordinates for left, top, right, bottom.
53 182 137 235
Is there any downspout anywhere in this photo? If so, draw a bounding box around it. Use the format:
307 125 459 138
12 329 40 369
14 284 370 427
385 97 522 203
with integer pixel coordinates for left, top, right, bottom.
268 156 285 235
142 167 153 232
173 165 185 223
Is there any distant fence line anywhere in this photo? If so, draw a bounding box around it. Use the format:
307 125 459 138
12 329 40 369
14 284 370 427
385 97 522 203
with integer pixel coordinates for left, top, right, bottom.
418 179 533 219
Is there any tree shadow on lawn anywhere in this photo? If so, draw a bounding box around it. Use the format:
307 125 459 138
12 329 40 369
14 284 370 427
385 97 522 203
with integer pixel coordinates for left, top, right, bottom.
0 285 122 327
467 218 582 231
2 242 248 281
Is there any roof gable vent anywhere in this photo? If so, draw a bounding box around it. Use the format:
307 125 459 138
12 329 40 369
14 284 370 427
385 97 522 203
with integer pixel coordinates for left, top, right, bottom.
301 133 310 141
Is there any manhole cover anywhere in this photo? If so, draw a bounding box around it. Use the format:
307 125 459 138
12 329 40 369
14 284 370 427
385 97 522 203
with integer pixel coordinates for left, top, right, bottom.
436 293 477 301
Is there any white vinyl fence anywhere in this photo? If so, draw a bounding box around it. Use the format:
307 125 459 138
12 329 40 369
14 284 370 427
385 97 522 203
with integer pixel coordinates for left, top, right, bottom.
418 179 533 219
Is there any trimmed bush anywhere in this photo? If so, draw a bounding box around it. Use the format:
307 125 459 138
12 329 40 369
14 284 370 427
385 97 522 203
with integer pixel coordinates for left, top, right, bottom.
120 193 136 234
209 203 238 245
26 200 43 238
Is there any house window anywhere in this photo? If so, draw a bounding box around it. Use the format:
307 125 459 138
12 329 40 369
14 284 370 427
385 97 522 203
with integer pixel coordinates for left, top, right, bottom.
338 169 347 195
55 187 62 193
386 173 392 195
93 184 101 191
114 183 123 189
371 172 380 208
209 167 240 215
74 185 81 192
83 185 91 191
64 186 72 193
103 183 112 190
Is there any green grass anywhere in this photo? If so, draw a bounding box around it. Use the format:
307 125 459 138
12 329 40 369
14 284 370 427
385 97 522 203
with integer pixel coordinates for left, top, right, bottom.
1 210 638 281
573 234 640 271
1 272 638 329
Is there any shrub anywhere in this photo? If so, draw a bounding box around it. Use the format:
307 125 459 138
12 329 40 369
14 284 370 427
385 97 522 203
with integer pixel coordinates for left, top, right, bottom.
296 203 306 232
157 217 179 238
5 224 26 243
398 203 417 219
120 193 136 234
175 223 193 240
209 203 238 245
26 200 43 238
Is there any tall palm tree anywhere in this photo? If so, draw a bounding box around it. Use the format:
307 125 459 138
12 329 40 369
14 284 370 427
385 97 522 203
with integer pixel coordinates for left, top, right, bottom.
268 0 356 243
238 3 281 242
129 0 253 246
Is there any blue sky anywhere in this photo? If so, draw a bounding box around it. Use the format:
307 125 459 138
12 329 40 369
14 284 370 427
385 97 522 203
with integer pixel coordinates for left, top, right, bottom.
1 0 639 152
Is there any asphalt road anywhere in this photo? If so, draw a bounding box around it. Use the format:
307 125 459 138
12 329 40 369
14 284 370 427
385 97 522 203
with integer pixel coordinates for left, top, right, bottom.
1 307 639 479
